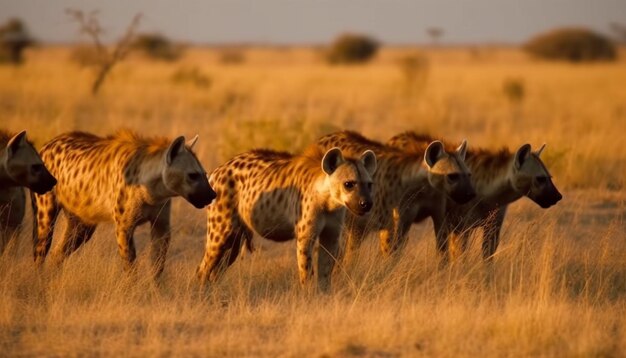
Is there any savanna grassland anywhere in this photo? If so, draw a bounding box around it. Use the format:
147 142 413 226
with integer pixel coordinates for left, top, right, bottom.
0 46 625 357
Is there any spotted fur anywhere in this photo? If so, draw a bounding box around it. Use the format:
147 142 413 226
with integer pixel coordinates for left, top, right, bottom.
388 131 562 263
197 146 376 292
315 131 475 260
32 130 215 277
0 130 56 255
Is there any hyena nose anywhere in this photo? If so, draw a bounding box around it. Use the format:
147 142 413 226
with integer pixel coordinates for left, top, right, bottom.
359 200 372 212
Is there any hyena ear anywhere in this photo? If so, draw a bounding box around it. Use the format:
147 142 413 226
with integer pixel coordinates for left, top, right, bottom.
166 136 186 165
456 139 468 161
322 147 345 175
514 144 532 170
187 135 199 150
535 143 546 157
6 130 28 157
424 141 445 169
360 150 377 176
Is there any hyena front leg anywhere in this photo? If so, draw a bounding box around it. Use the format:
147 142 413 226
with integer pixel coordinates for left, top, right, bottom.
295 217 318 289
197 203 250 282
53 214 96 264
318 224 341 293
149 201 172 279
114 192 139 271
32 191 60 266
481 209 506 262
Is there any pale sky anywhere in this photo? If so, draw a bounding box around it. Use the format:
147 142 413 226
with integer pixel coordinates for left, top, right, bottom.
1 0 624 45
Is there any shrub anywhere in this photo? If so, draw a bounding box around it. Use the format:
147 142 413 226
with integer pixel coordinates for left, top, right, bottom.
524 28 617 62
397 53 429 97
133 33 183 61
69 44 103 67
0 18 34 65
326 33 379 64
218 49 246 65
170 66 211 88
502 78 525 104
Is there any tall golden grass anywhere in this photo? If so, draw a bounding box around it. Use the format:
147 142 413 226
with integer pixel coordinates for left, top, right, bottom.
0 46 625 356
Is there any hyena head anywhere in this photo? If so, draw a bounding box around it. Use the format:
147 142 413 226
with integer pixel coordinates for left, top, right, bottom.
162 135 216 208
511 143 562 208
322 147 377 216
4 131 56 194
424 140 476 204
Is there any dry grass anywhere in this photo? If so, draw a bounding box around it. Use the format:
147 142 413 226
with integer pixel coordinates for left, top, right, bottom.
1 46 625 357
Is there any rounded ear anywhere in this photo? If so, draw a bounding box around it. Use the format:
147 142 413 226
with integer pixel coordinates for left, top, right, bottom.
360 150 377 176
456 139 468 161
6 130 27 157
166 136 186 165
535 143 546 157
187 134 199 150
514 144 532 170
321 147 344 175
424 141 445 169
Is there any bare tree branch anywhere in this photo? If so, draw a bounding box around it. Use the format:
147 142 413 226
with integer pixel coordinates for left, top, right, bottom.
66 9 141 95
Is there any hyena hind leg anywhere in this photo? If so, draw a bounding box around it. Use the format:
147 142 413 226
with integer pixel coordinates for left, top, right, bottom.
52 214 97 265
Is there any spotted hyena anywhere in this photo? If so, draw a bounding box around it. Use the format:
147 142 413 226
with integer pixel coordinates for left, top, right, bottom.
32 130 216 277
196 146 377 292
315 131 475 260
388 131 562 263
0 130 56 254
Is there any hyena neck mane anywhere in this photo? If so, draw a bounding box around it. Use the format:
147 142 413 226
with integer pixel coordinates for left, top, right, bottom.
323 130 426 186
465 147 523 205
110 130 183 201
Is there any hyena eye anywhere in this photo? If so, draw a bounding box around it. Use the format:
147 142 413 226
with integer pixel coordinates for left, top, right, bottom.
367 182 373 190
31 164 44 174
187 172 202 181
446 173 460 182
343 181 356 190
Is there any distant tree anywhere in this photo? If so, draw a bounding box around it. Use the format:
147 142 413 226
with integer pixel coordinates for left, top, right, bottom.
326 33 379 64
524 28 617 62
0 18 34 65
133 33 183 61
66 9 141 95
426 27 444 46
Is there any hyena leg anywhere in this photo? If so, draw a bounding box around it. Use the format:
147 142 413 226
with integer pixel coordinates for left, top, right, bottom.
481 223 503 262
53 214 96 264
318 224 341 293
481 209 506 262
296 219 317 288
341 221 365 264
1 188 26 255
114 211 138 272
448 231 470 261
432 214 453 268
197 209 250 282
32 191 60 266
149 202 172 279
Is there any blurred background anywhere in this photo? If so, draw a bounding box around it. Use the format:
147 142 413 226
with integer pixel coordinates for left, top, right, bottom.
1 2 626 356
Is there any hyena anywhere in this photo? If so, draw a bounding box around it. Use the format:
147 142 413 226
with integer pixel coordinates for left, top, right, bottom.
196 146 376 292
0 130 56 254
388 131 562 263
315 131 475 260
32 130 216 277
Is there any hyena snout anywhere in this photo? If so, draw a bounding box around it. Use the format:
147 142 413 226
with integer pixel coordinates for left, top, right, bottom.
186 178 217 209
29 166 57 194
448 174 476 204
533 183 562 209
346 192 374 216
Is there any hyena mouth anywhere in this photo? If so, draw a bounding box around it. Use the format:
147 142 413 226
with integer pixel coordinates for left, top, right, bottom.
187 189 217 208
